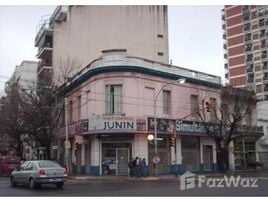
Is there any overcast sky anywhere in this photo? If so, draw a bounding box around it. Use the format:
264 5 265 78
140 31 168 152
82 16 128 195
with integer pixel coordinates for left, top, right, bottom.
0 5 224 96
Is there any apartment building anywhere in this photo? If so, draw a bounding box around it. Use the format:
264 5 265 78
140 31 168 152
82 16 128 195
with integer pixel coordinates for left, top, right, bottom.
222 5 268 99
4 60 38 160
35 5 169 86
5 60 38 93
222 5 268 169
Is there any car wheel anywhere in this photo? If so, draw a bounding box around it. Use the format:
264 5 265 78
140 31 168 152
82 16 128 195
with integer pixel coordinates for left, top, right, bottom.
56 182 64 189
10 176 17 187
29 178 37 189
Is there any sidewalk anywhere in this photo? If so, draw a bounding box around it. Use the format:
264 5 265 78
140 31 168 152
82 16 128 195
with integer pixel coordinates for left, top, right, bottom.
67 170 268 181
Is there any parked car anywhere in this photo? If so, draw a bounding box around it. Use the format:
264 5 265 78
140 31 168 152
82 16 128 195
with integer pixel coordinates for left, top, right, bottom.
0 156 21 176
10 160 67 189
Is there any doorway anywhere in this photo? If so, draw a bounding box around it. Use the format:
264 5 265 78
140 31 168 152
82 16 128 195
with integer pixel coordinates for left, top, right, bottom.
116 148 129 175
203 145 213 171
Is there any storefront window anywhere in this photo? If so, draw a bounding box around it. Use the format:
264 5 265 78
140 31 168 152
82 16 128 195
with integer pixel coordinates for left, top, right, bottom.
234 139 257 170
181 136 200 172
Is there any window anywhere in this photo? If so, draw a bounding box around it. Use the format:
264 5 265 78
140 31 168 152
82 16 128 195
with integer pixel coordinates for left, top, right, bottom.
251 11 257 19
264 73 268 80
247 73 254 83
77 95 81 119
190 95 199 116
260 29 266 38
157 34 163 38
245 43 252 51
163 90 171 115
244 23 251 31
262 62 268 70
261 40 266 48
264 84 268 92
245 33 251 41
243 12 250 21
105 85 122 115
246 63 254 72
68 100 73 122
158 52 164 56
261 50 267 59
246 54 253 62
259 19 265 27
256 84 263 93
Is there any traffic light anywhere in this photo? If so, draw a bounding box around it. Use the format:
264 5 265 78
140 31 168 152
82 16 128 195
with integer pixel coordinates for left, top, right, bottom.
205 101 211 112
74 142 78 151
170 136 175 147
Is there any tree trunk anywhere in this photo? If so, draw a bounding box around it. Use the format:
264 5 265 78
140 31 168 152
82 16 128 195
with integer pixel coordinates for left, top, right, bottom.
217 145 229 172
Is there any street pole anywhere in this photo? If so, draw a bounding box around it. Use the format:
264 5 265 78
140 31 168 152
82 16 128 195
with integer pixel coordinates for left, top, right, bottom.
153 78 186 176
153 99 158 176
174 120 178 177
64 97 70 174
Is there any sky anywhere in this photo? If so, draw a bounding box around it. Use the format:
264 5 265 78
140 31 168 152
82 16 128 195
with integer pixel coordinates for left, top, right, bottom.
0 5 224 96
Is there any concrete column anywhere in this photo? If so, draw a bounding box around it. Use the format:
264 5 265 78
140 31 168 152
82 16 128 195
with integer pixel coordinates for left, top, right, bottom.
81 144 86 174
90 136 100 175
176 136 182 164
256 141 260 162
133 134 148 161
228 141 235 171
176 136 184 174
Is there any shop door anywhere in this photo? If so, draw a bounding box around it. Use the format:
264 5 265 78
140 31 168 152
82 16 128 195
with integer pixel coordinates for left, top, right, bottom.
203 145 213 171
116 148 129 175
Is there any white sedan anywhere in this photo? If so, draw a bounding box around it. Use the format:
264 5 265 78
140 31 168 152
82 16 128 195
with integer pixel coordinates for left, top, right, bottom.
10 160 67 189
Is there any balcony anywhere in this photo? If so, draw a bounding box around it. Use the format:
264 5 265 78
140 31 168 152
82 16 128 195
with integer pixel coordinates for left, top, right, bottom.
264 86 268 92
50 6 68 23
34 21 53 47
36 42 53 59
258 135 268 146
263 76 268 81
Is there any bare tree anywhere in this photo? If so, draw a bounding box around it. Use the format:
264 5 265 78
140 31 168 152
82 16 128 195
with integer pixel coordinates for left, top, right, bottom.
53 56 82 86
0 83 24 157
198 86 257 172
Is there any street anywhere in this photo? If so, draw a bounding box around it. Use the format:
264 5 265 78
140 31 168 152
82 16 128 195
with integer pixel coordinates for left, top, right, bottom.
1 176 268 196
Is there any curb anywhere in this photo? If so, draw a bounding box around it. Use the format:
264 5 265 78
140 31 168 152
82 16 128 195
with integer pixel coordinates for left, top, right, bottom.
66 171 268 181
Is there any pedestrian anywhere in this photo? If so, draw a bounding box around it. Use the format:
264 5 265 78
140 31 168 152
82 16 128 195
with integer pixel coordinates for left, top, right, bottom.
132 157 139 177
128 158 134 177
142 158 148 177
137 158 143 177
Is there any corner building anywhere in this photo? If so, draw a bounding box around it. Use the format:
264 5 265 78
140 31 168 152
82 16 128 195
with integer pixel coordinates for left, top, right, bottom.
61 49 223 175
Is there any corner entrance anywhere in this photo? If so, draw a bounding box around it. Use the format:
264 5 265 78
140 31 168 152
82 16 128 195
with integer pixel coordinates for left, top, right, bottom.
101 136 132 175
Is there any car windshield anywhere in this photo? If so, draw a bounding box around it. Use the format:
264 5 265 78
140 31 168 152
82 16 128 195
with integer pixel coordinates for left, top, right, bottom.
38 161 61 168
3 157 20 164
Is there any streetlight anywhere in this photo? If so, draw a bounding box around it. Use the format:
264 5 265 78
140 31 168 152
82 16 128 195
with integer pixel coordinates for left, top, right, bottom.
153 78 186 176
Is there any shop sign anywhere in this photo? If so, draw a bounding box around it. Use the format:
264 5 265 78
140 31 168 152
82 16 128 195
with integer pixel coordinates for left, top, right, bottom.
68 119 89 136
59 119 89 138
87 116 146 132
148 118 209 136
175 121 208 135
147 118 175 133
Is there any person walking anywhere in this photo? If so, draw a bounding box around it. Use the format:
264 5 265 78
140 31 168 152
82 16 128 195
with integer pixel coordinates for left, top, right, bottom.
137 158 143 177
142 158 148 177
128 158 134 177
133 157 139 177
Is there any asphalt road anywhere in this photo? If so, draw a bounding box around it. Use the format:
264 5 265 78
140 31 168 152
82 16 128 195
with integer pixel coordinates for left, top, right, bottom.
0 176 268 196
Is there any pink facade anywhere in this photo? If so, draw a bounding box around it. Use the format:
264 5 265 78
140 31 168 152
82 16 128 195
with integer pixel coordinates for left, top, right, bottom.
62 49 222 175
